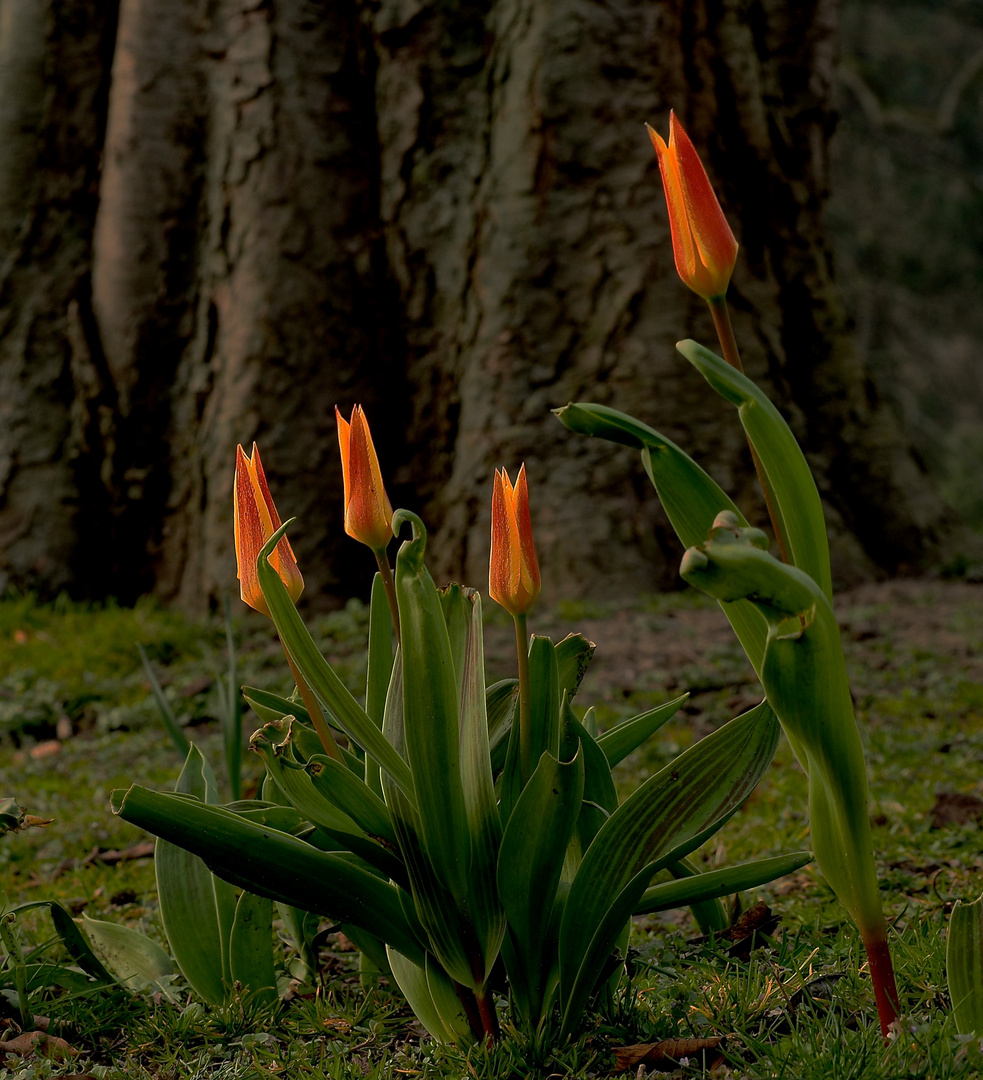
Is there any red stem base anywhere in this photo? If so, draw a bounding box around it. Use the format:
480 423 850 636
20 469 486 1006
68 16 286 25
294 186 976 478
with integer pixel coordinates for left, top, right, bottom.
863 934 900 1039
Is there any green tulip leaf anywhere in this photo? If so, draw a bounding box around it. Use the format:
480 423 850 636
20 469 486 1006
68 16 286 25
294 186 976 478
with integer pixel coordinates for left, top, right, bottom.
596 694 689 767
487 678 519 774
8 900 115 985
387 948 474 1045
554 402 767 673
677 339 832 601
306 756 396 846
79 913 178 1000
680 525 885 940
156 745 235 1006
555 634 595 702
255 523 414 801
498 748 584 1028
634 852 812 916
560 701 617 859
112 784 427 966
947 893 983 1036
365 571 396 799
394 511 471 902
381 659 478 988
228 889 278 1009
251 724 405 883
558 699 778 1036
455 588 505 983
242 686 311 727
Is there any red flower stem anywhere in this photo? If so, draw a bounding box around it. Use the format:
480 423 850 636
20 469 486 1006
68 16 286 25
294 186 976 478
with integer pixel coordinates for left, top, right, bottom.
453 982 484 1041
374 549 400 647
475 986 501 1044
863 932 901 1039
281 643 344 761
709 296 744 373
708 297 791 566
514 612 532 786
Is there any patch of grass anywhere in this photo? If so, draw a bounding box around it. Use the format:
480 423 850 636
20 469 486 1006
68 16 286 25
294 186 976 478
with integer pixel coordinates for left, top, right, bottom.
1 583 982 1077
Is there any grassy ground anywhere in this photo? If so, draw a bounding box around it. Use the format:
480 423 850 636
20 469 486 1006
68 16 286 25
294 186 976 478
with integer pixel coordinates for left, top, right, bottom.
1 580 982 1078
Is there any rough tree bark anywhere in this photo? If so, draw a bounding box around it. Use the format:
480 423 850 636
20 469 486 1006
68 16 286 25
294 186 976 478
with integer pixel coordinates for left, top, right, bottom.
0 0 963 609
0 0 118 596
374 0 962 599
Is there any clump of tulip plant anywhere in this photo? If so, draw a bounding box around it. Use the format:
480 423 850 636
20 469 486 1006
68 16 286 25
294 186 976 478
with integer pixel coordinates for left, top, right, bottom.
558 109 901 1037
115 400 809 1043
110 108 899 1046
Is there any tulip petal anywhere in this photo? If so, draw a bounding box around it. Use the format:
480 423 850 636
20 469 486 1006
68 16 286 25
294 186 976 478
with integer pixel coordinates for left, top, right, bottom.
647 113 738 300
489 466 541 616
336 405 394 552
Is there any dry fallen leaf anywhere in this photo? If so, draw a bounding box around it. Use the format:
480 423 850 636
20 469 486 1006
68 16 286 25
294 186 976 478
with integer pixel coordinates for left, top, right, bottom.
613 1036 726 1072
0 1031 78 1060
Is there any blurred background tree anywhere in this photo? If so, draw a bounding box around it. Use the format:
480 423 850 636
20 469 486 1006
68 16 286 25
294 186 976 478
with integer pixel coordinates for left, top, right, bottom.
830 0 983 533
0 0 976 611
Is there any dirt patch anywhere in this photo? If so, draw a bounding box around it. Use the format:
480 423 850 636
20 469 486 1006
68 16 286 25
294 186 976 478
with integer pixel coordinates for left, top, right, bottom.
485 578 983 726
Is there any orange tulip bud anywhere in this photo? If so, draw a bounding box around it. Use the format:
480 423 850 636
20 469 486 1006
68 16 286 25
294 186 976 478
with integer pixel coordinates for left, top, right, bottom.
335 405 394 553
647 111 738 301
489 464 541 617
234 443 304 617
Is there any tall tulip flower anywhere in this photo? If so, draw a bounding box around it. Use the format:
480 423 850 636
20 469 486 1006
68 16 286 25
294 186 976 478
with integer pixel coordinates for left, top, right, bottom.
489 465 540 618
646 111 738 303
234 443 303 618
336 404 400 642
335 405 394 554
490 465 540 785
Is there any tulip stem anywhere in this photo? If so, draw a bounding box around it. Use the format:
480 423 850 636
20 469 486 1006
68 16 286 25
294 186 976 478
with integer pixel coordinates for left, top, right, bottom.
475 985 501 1043
514 613 532 786
708 297 791 566
453 982 485 1042
374 550 401 647
708 297 743 374
863 931 901 1039
281 643 344 762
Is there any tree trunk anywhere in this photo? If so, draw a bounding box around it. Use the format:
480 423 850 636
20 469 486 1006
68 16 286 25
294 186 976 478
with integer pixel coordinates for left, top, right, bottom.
0 0 964 609
0 0 118 597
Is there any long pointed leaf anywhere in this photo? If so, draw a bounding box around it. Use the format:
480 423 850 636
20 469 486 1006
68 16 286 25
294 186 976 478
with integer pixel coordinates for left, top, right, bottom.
365 572 395 799
382 658 476 987
156 745 234 1006
498 749 584 1028
250 724 405 884
680 530 884 938
553 402 768 673
948 894 983 1036
78 913 177 999
558 700 778 1035
229 890 277 1008
597 694 688 767
677 339 832 601
634 852 812 915
394 512 470 901
255 523 414 800
112 784 426 966
555 634 595 702
387 948 473 1045
457 588 505 983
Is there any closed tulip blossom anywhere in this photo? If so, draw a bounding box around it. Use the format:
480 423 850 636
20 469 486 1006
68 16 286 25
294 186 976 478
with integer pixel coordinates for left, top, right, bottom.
489 465 541 618
490 464 540 786
336 404 400 641
336 404 394 555
647 111 738 303
234 443 303 617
